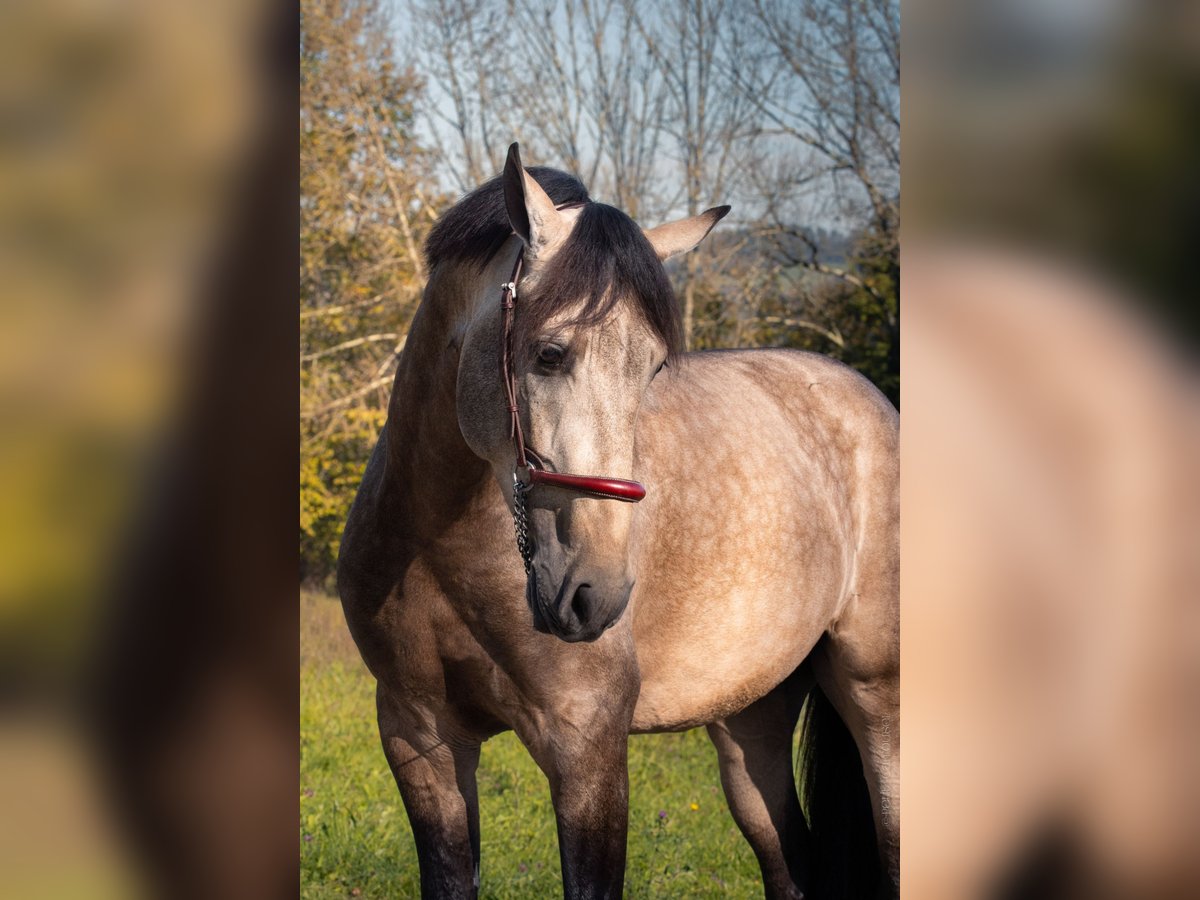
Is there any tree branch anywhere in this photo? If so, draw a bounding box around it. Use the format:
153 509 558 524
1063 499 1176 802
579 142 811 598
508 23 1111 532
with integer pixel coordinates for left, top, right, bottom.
301 333 401 362
302 376 395 419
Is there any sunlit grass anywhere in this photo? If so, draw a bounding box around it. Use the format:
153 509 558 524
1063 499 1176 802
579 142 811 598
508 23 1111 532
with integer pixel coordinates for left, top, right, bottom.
300 593 763 898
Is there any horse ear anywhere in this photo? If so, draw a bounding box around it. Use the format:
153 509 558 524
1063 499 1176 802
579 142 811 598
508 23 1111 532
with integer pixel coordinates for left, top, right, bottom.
503 142 566 256
644 205 731 261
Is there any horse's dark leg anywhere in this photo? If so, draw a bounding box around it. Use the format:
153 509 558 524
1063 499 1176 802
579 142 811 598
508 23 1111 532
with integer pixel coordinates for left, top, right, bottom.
541 731 629 900
811 640 900 899
517 688 632 900
378 687 481 899
707 676 812 900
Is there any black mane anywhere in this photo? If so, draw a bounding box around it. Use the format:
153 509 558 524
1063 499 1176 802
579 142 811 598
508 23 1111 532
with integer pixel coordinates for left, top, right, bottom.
424 167 590 269
424 168 682 359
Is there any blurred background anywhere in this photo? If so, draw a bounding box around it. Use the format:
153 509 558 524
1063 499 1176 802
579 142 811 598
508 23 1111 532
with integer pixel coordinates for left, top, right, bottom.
0 0 297 897
0 0 1196 896
903 0 1199 896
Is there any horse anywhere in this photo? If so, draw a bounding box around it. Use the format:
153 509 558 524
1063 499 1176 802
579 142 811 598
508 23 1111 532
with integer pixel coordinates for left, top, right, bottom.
338 143 899 899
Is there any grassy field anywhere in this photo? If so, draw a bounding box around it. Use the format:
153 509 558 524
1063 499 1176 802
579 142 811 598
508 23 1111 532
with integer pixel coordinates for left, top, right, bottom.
300 592 766 898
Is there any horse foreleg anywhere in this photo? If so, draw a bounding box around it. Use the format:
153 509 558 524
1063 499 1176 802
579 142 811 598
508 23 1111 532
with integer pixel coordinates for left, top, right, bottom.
378 688 481 899
524 720 630 900
707 674 813 900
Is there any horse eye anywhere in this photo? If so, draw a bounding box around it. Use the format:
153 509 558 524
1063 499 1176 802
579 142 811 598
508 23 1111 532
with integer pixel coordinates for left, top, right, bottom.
536 344 565 368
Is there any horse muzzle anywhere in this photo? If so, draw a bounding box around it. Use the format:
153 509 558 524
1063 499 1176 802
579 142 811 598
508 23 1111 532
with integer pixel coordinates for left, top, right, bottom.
528 569 633 643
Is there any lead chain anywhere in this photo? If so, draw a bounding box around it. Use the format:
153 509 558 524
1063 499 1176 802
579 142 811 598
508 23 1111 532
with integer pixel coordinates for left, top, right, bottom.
512 475 534 574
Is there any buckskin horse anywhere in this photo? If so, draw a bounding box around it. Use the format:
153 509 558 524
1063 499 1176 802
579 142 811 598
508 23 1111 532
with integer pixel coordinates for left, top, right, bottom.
338 144 899 899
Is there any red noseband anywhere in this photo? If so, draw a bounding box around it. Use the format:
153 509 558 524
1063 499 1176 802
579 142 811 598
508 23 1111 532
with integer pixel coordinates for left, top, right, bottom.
526 469 647 503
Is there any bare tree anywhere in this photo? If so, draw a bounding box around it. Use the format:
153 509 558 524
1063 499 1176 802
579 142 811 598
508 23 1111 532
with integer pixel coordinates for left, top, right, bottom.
404 0 898 378
405 0 511 191
739 0 899 273
723 0 899 398
408 0 767 343
408 0 678 224
503 0 675 220
623 0 762 343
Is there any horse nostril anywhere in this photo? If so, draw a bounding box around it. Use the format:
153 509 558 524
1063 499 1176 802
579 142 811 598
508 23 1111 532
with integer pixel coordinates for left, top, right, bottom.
569 583 593 626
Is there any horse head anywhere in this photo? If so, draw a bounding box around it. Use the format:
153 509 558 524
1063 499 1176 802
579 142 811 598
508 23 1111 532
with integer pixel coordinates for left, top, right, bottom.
457 143 728 642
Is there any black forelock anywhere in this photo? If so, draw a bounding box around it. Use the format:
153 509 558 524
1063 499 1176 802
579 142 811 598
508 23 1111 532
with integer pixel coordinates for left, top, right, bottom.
514 203 683 361
426 168 682 361
423 166 590 270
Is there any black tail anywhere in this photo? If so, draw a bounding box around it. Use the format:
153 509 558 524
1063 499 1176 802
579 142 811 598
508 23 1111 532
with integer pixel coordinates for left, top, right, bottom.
799 686 881 899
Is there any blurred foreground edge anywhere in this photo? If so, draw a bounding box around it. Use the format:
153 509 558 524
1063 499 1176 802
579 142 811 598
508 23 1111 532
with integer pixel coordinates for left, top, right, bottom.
902 243 1200 899
85 1 299 897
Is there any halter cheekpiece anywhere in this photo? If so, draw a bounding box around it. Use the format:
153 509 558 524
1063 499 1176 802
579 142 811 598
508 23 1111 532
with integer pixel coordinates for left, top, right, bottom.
500 220 647 570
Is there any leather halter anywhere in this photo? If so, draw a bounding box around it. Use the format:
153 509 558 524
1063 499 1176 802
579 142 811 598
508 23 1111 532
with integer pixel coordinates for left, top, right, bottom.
499 236 647 504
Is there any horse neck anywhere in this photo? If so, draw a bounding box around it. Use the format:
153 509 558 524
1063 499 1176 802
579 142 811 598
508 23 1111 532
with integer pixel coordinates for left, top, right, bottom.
381 243 518 518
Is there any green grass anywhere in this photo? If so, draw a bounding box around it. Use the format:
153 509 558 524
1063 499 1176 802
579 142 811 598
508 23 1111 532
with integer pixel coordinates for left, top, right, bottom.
300 593 764 898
